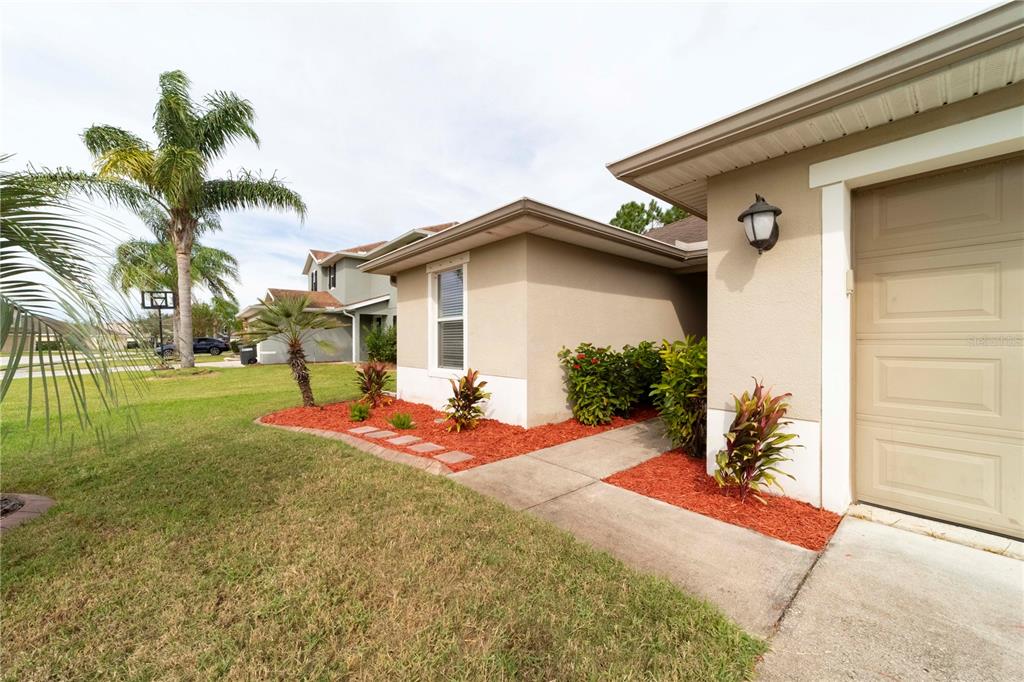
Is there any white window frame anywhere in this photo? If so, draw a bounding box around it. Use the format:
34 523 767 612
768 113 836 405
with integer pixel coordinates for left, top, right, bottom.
427 253 469 377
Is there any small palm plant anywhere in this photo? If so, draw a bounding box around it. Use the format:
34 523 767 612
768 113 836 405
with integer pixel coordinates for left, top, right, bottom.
243 295 338 407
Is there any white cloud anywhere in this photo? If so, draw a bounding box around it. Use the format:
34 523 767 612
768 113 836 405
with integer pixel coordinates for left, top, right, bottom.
1 0 993 306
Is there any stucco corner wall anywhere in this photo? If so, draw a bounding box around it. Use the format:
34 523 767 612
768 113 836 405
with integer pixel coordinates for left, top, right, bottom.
704 83 1024 426
525 235 707 427
706 161 823 422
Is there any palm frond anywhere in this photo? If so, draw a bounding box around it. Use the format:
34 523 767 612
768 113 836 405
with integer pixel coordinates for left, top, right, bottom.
152 145 206 207
154 70 197 149
95 144 157 186
108 237 239 302
1 160 146 432
199 91 259 159
202 171 307 222
243 295 338 347
30 168 166 214
82 125 150 157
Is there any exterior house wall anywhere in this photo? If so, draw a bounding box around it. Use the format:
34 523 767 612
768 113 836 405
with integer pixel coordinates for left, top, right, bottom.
396 233 706 427
396 236 529 425
255 319 352 366
704 82 1023 508
525 235 706 426
336 258 393 305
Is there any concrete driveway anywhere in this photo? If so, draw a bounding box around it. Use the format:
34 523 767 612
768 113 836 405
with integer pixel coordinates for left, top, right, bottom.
758 516 1024 681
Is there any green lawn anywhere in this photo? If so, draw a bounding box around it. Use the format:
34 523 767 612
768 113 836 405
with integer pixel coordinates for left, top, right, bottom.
1 364 763 680
2 350 235 370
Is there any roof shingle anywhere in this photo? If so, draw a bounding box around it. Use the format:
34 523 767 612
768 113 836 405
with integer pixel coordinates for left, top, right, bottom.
644 216 707 245
266 288 342 308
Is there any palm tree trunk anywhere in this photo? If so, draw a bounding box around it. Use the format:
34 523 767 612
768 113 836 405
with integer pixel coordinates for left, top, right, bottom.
288 342 315 407
172 304 181 354
175 247 195 369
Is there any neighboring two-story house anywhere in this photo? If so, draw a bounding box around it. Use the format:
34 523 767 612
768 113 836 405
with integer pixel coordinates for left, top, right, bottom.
238 222 456 364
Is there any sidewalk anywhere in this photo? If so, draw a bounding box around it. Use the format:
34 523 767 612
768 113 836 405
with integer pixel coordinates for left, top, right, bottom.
450 421 816 637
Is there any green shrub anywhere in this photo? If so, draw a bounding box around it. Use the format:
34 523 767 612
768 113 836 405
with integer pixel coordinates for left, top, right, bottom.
355 361 389 406
444 368 491 432
229 339 241 353
34 340 64 352
714 379 801 502
365 325 397 364
558 343 617 425
558 342 665 425
651 336 707 458
349 402 371 421
389 412 414 430
621 341 665 408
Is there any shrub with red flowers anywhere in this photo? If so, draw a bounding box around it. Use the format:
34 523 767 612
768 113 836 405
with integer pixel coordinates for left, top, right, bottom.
558 342 663 425
558 343 618 425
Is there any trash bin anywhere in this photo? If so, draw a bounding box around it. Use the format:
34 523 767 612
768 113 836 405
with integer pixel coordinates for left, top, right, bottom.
239 345 258 365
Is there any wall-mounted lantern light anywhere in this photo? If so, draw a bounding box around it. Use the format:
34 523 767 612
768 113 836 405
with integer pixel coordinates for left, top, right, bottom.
737 194 781 254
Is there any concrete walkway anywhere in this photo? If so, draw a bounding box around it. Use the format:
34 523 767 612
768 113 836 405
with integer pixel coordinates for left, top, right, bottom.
758 516 1024 681
450 419 1024 678
451 420 817 637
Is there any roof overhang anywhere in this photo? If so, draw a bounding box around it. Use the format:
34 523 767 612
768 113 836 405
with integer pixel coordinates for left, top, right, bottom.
607 3 1024 218
360 198 706 276
362 228 436 259
344 294 391 311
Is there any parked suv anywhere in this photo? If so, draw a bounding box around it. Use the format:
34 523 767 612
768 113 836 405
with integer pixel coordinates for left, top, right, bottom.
155 337 231 358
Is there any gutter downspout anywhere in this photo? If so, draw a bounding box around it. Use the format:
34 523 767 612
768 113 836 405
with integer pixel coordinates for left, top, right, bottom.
341 308 358 363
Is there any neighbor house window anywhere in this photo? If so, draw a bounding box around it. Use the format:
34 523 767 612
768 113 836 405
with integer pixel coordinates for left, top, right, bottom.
310 270 318 291
436 267 464 369
327 264 337 289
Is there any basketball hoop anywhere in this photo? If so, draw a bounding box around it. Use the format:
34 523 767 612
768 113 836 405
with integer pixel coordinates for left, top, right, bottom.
141 291 176 358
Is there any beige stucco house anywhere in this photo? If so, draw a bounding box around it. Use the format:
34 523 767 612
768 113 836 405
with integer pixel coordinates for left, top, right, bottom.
362 199 707 427
610 4 1023 537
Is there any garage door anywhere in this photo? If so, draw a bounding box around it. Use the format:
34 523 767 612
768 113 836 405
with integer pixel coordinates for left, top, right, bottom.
853 155 1023 538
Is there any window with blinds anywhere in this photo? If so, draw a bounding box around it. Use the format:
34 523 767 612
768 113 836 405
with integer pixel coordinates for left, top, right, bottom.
310 270 318 292
436 267 464 369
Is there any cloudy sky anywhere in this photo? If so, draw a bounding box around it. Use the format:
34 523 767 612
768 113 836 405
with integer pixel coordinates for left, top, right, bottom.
2 0 994 307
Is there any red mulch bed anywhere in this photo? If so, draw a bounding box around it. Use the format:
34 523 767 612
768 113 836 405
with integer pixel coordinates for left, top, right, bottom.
605 451 842 551
260 399 657 473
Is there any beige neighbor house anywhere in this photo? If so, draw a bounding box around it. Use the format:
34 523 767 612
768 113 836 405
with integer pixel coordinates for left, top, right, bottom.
239 224 454 364
610 4 1023 538
361 199 708 427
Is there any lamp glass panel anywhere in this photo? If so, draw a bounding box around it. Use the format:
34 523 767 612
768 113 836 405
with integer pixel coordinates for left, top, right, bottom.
742 214 756 242
752 211 775 241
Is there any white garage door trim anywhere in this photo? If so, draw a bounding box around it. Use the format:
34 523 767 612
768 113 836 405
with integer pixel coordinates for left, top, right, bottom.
809 105 1024 514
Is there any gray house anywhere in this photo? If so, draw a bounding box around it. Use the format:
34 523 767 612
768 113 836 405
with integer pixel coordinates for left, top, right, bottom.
239 222 456 364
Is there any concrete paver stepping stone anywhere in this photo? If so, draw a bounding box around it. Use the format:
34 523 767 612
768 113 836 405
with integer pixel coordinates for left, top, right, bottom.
363 430 397 439
387 435 422 446
349 426 379 434
451 456 595 511
434 450 473 465
528 481 815 638
410 442 445 453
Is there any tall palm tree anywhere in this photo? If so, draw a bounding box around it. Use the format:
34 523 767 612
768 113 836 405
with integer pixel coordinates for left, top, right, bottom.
39 70 305 367
243 295 339 407
109 213 240 349
1 157 140 432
